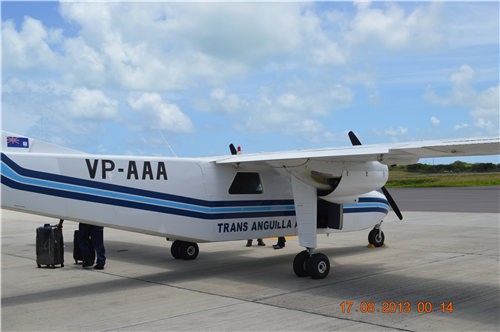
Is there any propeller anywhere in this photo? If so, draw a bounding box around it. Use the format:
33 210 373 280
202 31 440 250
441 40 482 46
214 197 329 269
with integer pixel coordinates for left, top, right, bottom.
348 131 403 220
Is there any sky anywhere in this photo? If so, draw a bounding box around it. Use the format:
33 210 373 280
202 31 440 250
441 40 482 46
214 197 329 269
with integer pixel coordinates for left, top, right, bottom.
2 1 499 164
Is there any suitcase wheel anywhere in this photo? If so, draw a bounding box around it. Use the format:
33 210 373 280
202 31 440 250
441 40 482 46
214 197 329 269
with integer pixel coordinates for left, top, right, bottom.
37 264 41 268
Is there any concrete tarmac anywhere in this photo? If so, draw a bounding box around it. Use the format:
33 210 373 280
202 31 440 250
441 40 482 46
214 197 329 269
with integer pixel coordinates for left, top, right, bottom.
2 188 499 331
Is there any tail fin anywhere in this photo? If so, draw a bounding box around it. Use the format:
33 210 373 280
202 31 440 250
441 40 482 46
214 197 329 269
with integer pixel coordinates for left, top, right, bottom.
2 131 81 154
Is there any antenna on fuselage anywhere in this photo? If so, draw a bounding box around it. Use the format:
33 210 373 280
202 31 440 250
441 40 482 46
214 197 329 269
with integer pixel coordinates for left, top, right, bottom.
159 131 177 157
229 143 237 155
229 144 242 155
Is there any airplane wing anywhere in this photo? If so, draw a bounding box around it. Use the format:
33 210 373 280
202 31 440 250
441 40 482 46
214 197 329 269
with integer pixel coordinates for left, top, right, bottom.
216 137 500 165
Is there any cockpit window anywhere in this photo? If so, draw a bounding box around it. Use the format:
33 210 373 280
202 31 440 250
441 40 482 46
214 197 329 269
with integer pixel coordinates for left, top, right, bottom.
229 172 263 194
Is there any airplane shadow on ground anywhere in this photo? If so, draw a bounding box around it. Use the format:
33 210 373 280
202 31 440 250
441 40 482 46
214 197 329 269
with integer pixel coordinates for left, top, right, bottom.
64 239 378 284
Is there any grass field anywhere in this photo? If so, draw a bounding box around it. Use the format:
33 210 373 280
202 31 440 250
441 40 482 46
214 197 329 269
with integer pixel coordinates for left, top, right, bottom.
386 171 500 188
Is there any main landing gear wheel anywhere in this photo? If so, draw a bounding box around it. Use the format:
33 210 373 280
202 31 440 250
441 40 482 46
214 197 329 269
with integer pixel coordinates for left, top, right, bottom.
368 229 385 247
306 253 330 279
293 250 310 277
170 240 199 260
293 251 331 279
170 240 182 259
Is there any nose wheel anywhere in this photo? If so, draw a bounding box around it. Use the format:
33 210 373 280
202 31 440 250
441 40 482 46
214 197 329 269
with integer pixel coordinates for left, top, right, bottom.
293 250 330 279
368 228 385 247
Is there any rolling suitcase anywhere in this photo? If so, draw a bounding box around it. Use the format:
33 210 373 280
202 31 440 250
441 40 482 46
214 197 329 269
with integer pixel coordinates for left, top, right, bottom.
73 230 95 264
36 224 64 268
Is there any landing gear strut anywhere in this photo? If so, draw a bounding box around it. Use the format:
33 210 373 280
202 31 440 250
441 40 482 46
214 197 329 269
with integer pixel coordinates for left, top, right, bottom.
293 249 330 279
170 240 199 260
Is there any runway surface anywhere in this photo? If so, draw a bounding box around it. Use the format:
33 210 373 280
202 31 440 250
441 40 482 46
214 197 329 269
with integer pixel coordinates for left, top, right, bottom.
390 186 500 213
1 187 499 331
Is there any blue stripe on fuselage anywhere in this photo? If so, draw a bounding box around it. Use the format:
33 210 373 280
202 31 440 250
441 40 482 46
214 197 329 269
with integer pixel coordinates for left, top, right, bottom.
1 153 295 219
1 153 390 219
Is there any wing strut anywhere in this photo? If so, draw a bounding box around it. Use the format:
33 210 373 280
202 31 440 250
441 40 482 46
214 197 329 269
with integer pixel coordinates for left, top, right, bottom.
290 176 332 279
291 176 317 249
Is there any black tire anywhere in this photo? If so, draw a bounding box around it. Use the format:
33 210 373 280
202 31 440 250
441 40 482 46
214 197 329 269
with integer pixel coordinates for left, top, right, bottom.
170 240 183 259
306 253 330 279
180 242 199 260
293 250 310 277
368 229 385 247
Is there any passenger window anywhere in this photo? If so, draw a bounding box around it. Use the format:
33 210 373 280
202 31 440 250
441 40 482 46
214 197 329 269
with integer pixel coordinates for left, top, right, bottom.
229 172 263 194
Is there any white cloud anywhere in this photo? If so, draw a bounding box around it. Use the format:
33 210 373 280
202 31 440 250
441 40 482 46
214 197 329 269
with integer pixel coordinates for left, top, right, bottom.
3 77 68 96
450 64 475 85
454 123 470 131
2 79 119 146
312 39 346 65
47 2 357 91
58 2 116 48
3 2 442 102
2 17 62 70
343 71 379 105
57 3 194 90
347 2 444 50
234 85 352 144
444 2 500 48
301 10 347 65
209 88 244 113
62 37 106 86
330 85 354 108
373 126 408 138
425 65 499 135
248 86 350 127
170 4 304 63
277 93 304 110
424 64 477 107
2 2 497 155
66 88 118 120
54 2 338 91
127 93 193 133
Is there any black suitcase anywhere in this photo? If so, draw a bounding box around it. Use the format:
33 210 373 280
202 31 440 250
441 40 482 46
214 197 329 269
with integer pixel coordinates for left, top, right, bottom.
73 230 95 264
36 224 64 268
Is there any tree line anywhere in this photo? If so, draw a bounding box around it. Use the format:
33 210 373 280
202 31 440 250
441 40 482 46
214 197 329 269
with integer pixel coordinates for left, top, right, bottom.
392 161 500 173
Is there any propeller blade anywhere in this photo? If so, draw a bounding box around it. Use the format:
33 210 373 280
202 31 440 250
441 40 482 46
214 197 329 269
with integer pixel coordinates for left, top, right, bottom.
348 131 362 146
381 186 403 220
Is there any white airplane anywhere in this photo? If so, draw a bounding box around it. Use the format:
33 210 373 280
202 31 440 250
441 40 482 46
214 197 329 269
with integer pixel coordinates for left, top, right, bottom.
1 130 499 279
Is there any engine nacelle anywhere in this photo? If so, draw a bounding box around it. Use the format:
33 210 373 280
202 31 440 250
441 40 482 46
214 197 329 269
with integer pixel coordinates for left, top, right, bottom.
286 160 388 203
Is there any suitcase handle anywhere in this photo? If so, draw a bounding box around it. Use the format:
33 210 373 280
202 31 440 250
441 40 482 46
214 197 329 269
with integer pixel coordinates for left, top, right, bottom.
44 219 64 228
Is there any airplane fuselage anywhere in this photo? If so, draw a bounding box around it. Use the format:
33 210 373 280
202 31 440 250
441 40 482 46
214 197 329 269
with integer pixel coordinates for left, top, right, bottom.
1 152 389 242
